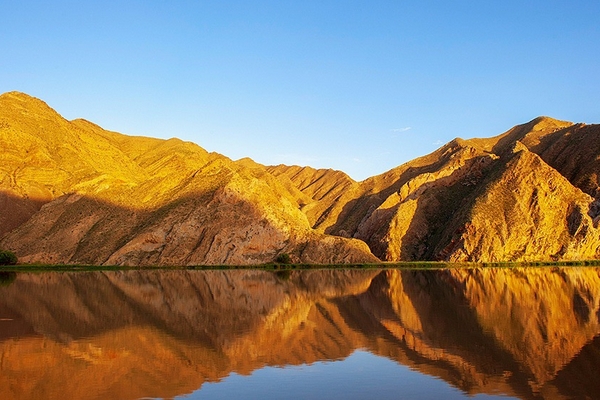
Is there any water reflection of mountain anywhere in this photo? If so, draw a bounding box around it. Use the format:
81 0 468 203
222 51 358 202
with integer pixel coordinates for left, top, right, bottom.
0 268 599 400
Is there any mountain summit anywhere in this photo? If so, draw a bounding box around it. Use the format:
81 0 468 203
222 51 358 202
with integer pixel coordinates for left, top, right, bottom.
1 92 599 264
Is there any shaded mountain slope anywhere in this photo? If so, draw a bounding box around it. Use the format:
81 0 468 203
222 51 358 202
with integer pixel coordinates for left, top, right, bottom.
0 92 377 265
435 146 599 262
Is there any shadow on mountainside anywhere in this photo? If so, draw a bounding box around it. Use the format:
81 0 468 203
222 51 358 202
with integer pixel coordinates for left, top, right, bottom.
0 191 49 238
400 165 489 261
323 144 475 256
0 188 376 266
532 124 600 197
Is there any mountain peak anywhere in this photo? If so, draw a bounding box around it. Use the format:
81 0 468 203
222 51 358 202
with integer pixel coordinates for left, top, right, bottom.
0 91 64 123
0 91 48 106
0 90 34 99
528 116 573 131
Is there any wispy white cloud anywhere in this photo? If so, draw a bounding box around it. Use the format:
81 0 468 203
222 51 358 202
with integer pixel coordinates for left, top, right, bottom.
391 127 412 133
432 140 444 146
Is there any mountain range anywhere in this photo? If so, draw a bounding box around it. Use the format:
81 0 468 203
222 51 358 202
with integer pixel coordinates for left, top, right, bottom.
1 91 599 265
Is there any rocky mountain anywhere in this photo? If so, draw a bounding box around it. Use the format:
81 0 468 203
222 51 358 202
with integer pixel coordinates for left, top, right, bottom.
1 91 599 264
0 92 375 265
274 117 600 262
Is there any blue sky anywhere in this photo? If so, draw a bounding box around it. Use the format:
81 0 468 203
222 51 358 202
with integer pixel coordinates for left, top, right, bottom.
1 1 599 180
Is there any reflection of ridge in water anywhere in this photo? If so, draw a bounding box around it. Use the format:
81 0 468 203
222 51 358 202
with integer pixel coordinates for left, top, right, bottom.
193 350 510 400
551 333 600 398
0 267 598 400
334 270 532 398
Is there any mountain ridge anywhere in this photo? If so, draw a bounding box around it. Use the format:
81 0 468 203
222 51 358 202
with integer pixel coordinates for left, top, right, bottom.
1 91 599 264
0 91 376 265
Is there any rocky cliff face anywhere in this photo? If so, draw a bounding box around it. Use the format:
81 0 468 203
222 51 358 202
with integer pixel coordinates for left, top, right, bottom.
1 91 599 264
0 92 376 265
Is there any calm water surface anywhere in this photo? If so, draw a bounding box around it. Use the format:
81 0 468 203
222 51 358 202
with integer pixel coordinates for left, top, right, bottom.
0 267 599 399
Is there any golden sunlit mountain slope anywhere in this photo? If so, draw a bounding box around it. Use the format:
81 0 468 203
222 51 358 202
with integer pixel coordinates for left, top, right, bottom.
1 91 599 263
0 92 376 265
278 117 600 262
266 164 359 228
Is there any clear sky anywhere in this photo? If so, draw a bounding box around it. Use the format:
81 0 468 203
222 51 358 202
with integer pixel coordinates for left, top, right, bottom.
1 1 599 180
